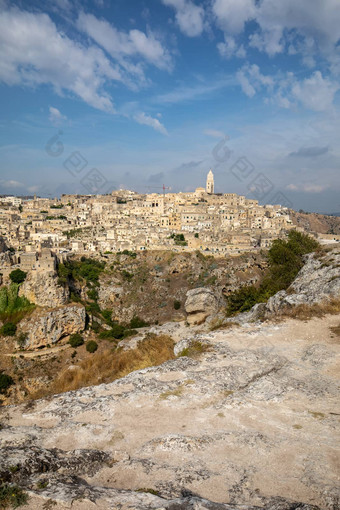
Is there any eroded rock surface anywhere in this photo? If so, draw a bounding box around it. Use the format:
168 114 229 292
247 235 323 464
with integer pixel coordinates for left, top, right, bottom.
185 287 221 325
229 249 340 325
1 315 339 509
19 303 86 349
19 270 69 308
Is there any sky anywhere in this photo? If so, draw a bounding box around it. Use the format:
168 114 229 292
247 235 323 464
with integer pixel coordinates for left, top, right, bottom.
0 0 340 213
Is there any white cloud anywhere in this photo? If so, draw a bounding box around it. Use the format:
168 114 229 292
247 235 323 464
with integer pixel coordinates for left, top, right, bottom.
0 6 173 117
0 7 124 112
204 129 226 138
48 106 67 125
162 0 205 37
213 0 340 71
77 12 171 70
212 0 255 35
236 64 273 97
217 35 246 59
236 64 339 112
291 71 340 112
154 76 235 104
0 180 24 188
287 183 328 193
134 112 168 135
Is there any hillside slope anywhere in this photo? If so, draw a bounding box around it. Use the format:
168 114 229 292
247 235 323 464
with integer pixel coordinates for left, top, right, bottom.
289 211 340 235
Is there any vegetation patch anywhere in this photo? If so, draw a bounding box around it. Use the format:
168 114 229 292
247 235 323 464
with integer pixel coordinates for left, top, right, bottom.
178 340 211 358
277 297 340 321
0 284 34 323
57 256 105 287
68 333 84 348
35 334 175 397
226 231 320 316
9 269 27 285
136 488 160 496
86 340 98 353
0 372 14 394
0 483 28 508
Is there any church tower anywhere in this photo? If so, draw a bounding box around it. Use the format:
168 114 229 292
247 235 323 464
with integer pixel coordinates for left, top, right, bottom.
206 169 214 194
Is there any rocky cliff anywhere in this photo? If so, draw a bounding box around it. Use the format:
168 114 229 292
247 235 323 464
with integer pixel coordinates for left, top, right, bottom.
19 270 69 308
19 303 86 349
228 248 340 325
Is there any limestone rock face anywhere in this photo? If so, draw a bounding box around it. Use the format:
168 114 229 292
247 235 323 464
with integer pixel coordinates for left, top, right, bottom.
20 303 86 349
233 249 340 324
19 270 69 308
267 250 340 313
185 287 220 325
1 316 339 509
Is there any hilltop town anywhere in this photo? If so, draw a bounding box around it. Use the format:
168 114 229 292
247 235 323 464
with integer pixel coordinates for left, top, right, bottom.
0 170 294 266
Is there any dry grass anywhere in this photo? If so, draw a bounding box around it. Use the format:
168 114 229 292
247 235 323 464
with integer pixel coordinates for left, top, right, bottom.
209 317 239 331
177 340 211 358
330 323 340 337
32 334 175 399
277 297 340 321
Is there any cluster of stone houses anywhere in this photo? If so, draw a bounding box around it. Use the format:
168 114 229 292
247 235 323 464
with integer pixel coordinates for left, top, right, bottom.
0 171 293 262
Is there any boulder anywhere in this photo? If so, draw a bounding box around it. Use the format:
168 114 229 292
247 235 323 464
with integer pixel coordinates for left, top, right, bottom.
19 270 69 308
185 287 220 325
19 303 86 349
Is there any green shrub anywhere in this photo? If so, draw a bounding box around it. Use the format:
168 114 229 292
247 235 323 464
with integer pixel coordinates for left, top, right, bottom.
68 333 84 348
9 269 27 284
173 300 181 310
0 372 14 394
226 231 320 316
99 323 125 339
121 269 133 281
0 483 28 508
57 258 105 286
86 340 98 353
0 322 17 337
101 309 113 326
226 285 261 316
129 316 148 329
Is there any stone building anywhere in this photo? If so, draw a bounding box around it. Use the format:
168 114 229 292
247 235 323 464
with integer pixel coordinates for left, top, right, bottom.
206 170 214 194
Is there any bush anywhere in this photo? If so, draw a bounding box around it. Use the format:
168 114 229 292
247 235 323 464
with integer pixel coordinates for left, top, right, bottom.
99 323 125 339
9 269 27 284
226 230 320 316
0 322 17 337
173 300 181 310
129 316 148 329
0 372 14 394
86 340 98 353
16 333 27 349
68 333 84 348
0 483 28 508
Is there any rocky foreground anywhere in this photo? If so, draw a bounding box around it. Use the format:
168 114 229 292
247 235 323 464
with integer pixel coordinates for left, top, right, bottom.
1 312 339 510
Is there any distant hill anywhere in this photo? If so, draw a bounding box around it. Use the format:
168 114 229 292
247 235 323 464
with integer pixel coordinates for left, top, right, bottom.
290 210 340 235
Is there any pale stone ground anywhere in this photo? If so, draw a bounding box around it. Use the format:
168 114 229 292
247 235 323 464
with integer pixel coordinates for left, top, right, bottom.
1 315 339 509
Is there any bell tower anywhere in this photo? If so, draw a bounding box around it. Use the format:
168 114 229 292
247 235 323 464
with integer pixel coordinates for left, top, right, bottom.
206 169 214 194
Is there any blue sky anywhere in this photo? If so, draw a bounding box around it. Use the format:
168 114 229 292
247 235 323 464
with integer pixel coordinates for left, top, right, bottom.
0 0 340 213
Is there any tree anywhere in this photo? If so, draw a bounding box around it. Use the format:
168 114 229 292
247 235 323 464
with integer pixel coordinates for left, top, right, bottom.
9 269 27 284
